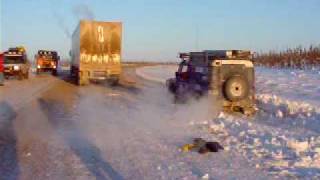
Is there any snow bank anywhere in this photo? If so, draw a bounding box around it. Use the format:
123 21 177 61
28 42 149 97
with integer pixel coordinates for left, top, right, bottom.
136 65 320 178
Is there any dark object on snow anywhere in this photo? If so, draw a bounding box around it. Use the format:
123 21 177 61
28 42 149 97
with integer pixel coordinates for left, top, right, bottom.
194 138 224 154
205 142 224 152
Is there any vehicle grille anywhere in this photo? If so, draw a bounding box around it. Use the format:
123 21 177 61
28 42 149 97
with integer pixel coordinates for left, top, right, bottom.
4 66 13 71
93 71 105 77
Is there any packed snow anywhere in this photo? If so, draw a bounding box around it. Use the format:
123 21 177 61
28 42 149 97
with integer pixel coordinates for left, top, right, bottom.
136 65 320 178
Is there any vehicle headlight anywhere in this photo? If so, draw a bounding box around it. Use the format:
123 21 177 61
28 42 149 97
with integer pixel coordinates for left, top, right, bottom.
14 65 20 70
37 65 41 69
53 65 57 69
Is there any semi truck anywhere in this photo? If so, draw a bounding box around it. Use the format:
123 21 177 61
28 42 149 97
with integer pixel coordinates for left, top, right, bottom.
3 47 30 80
35 50 60 76
70 20 122 85
167 50 256 115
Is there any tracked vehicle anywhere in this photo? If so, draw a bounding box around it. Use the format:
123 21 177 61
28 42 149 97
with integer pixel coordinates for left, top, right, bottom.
167 50 256 115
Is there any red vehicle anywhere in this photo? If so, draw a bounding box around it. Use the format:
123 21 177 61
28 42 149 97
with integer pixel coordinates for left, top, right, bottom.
0 52 4 85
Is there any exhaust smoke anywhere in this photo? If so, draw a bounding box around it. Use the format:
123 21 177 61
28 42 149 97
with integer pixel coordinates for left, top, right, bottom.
52 10 72 38
72 4 95 21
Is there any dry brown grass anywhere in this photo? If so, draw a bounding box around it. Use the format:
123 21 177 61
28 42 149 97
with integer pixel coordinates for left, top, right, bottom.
255 45 320 68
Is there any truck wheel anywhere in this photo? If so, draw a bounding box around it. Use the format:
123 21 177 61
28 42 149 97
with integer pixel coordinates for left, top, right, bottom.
167 79 177 93
174 84 188 103
18 72 23 80
24 72 29 79
52 70 58 76
111 78 119 86
224 76 249 102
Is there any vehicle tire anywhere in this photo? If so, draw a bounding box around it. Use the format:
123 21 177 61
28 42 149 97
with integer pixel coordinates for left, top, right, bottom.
174 84 188 103
18 72 23 80
70 67 74 77
168 80 177 93
24 72 29 79
111 78 119 86
224 76 249 102
52 70 58 76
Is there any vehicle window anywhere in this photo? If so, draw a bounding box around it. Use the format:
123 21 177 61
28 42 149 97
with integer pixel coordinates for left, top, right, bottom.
182 65 188 72
4 56 23 64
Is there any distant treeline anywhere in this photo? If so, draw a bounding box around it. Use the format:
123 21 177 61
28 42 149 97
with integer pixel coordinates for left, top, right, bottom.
254 45 320 69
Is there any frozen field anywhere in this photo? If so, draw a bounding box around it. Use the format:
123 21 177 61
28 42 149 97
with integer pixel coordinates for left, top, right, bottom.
0 66 319 179
137 65 320 178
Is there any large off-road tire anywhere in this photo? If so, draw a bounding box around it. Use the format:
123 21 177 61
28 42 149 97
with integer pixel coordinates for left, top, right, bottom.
18 72 23 80
167 79 177 93
224 76 249 102
174 84 188 104
24 72 29 79
108 77 120 86
52 69 58 76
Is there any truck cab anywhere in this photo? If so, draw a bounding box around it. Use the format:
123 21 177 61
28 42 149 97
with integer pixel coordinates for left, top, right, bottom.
3 47 30 80
167 50 256 115
36 50 59 76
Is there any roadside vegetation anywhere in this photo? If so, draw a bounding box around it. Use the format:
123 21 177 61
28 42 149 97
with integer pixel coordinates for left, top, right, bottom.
255 45 320 69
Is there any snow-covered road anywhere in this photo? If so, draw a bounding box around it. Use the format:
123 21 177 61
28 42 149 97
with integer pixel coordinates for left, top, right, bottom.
1 65 319 179
0 68 270 179
136 65 320 178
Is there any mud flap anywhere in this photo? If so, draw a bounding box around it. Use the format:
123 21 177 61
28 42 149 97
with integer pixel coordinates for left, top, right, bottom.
78 71 89 86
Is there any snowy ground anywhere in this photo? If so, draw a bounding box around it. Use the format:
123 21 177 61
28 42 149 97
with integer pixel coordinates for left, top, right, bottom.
0 68 271 180
136 65 320 178
0 66 319 179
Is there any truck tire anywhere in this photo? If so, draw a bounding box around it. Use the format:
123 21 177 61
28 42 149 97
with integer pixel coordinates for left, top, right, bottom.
174 84 188 103
52 69 57 76
110 78 119 86
167 79 177 93
18 72 23 80
24 72 29 79
224 76 249 102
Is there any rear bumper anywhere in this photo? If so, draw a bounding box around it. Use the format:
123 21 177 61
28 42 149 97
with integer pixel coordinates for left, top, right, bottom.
89 74 120 81
4 69 20 76
37 67 56 71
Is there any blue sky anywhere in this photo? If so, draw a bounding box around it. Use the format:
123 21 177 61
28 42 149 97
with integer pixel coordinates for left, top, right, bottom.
1 0 320 61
